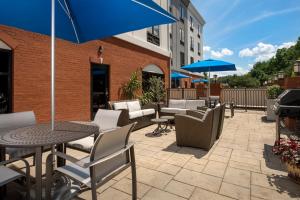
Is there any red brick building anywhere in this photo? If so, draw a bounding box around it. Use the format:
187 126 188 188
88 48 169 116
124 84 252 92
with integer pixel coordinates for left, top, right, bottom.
0 26 170 123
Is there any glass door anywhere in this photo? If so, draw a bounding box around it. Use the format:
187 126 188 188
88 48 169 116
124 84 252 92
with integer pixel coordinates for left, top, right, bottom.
0 49 12 113
91 64 109 119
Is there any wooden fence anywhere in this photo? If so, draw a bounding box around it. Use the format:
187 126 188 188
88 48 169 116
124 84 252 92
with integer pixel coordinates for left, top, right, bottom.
167 88 197 100
220 88 267 110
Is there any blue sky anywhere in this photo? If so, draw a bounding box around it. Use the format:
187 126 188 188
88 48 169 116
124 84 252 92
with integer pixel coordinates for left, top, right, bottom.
191 0 300 76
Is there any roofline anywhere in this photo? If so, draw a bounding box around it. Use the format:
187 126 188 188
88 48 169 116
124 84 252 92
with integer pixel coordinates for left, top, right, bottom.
188 2 206 25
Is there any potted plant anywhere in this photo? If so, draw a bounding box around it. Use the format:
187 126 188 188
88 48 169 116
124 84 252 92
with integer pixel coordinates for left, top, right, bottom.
273 136 300 183
266 85 283 121
122 71 142 100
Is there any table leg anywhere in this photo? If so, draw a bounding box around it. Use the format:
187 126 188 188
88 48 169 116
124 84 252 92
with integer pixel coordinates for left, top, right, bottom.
35 147 42 200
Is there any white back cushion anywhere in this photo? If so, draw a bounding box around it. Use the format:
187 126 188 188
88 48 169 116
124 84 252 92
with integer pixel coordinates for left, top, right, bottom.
127 101 141 112
185 100 206 110
113 102 128 110
93 109 121 131
169 99 186 109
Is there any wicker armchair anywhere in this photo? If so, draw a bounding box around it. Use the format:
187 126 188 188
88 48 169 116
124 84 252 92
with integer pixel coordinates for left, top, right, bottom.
175 106 221 150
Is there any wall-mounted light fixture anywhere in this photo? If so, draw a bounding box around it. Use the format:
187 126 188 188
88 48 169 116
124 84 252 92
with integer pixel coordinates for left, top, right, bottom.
213 74 218 83
294 60 300 75
97 46 104 64
278 71 284 79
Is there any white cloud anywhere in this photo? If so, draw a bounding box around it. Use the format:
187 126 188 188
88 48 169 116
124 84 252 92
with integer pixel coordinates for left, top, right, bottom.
211 66 250 77
239 41 296 62
207 48 234 58
221 48 234 56
203 46 211 52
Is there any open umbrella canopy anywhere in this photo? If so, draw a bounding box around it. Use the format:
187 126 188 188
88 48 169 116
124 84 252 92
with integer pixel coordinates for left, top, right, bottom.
0 0 176 43
171 71 190 79
192 78 208 83
181 59 236 73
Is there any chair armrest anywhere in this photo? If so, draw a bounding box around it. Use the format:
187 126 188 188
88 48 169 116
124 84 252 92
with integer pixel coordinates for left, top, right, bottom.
0 157 30 168
52 142 135 169
186 110 206 119
197 106 209 111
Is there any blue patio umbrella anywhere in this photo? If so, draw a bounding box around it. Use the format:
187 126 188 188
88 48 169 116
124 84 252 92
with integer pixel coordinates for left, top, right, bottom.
171 72 190 88
0 0 176 130
192 78 208 83
181 59 236 96
171 71 191 79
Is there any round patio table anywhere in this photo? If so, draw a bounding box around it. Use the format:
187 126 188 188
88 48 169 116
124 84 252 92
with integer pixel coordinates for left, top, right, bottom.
160 116 175 131
0 121 99 200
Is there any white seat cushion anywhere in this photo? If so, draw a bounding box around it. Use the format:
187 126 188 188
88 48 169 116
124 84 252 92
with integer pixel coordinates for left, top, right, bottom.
185 100 205 110
93 109 121 131
142 108 155 116
161 107 187 115
67 136 94 152
129 110 143 119
127 101 141 112
113 102 128 110
168 99 186 109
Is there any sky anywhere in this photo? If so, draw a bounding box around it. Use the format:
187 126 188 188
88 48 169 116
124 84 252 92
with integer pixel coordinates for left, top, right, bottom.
191 0 300 76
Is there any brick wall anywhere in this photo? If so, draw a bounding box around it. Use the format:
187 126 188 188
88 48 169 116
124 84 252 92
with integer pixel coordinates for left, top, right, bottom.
0 26 169 122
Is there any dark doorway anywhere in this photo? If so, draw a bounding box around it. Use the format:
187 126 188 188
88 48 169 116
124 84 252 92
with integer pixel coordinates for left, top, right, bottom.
91 64 109 119
0 49 12 114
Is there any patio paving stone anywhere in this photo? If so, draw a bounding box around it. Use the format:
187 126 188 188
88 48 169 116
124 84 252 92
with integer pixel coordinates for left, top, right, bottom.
164 180 195 198
190 188 234 200
223 167 251 188
219 182 250 200
141 188 186 200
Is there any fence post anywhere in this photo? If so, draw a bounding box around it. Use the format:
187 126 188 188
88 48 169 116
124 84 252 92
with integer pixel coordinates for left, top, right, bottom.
244 88 248 112
167 88 170 102
182 88 184 99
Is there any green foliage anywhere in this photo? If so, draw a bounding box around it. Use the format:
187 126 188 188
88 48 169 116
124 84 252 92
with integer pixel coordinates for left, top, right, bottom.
139 76 165 104
219 37 300 88
266 85 283 99
219 74 260 88
250 37 300 85
139 91 153 105
122 71 142 99
147 76 165 102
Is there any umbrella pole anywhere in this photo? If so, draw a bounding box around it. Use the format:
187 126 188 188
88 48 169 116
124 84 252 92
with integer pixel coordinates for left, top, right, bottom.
208 71 210 98
51 0 55 131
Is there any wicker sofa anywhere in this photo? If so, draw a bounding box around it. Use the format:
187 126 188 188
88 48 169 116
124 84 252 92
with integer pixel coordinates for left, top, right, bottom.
108 100 156 130
160 99 206 116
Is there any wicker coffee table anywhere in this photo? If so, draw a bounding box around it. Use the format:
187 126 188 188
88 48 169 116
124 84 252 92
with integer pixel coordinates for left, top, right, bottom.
160 116 175 131
151 118 168 135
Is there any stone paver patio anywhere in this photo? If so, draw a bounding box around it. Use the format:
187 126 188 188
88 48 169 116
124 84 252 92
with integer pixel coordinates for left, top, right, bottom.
7 110 300 199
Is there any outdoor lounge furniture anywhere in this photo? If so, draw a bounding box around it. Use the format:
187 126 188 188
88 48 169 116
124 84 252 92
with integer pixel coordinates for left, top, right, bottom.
109 100 156 130
0 111 36 160
175 105 221 150
0 157 31 200
67 109 122 152
160 99 206 116
45 123 137 200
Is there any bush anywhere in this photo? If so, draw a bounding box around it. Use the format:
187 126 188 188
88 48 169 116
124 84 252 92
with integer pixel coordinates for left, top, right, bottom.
267 85 283 99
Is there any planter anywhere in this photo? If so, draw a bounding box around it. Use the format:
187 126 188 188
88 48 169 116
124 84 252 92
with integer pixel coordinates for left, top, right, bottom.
266 98 276 121
286 163 300 184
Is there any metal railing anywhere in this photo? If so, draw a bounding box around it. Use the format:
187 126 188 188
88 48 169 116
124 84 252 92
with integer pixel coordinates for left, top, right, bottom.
220 88 267 110
167 88 197 100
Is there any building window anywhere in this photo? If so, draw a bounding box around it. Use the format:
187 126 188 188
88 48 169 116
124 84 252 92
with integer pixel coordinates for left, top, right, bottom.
190 57 194 64
198 42 201 56
198 24 201 38
170 58 173 66
190 36 194 51
147 26 160 46
190 16 194 31
180 6 184 22
180 28 184 45
180 52 185 66
0 48 12 114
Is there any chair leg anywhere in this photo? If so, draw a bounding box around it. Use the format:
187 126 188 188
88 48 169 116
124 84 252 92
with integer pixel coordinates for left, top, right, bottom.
90 168 97 200
130 146 137 200
45 154 54 200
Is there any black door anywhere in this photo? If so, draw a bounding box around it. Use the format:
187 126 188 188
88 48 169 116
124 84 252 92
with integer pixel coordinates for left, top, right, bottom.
91 64 109 119
0 49 12 114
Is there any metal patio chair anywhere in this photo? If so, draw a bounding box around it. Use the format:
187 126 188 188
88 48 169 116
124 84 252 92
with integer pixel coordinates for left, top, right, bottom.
67 109 122 153
0 111 37 160
46 123 137 200
0 157 31 200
